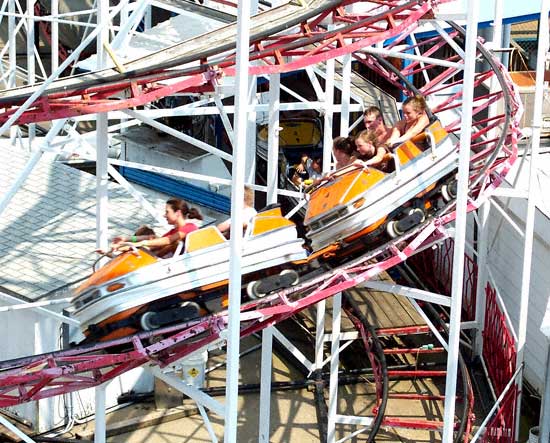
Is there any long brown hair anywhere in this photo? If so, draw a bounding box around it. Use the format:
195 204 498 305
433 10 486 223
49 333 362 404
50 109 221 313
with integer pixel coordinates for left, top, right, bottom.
166 198 203 221
333 136 355 156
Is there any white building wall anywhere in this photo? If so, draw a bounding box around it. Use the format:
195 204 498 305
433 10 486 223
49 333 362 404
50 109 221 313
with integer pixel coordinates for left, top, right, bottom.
2 310 43 428
1 300 153 432
484 192 550 393
126 140 232 196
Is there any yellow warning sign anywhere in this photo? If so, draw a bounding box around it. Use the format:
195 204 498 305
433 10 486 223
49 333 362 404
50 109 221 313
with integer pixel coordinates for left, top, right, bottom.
188 367 199 378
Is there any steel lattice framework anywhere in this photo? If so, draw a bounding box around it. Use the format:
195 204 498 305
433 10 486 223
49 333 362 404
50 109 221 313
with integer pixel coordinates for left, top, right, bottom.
0 0 524 441
0 1 437 125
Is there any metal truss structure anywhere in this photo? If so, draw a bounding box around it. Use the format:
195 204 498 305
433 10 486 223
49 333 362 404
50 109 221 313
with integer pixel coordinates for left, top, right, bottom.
0 0 545 442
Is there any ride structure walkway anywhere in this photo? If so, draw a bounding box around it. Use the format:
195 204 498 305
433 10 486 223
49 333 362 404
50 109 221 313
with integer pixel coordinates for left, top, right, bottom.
0 1 523 441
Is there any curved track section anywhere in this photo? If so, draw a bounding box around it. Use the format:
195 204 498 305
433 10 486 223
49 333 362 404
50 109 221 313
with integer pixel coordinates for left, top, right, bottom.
0 230 448 406
0 0 440 125
0 0 522 440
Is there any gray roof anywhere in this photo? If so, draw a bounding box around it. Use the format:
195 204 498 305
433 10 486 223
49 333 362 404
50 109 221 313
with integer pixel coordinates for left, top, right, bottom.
0 146 177 300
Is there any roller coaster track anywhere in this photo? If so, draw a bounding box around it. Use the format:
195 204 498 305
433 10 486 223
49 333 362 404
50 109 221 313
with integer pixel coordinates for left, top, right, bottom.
0 222 449 402
0 0 522 440
1 0 441 124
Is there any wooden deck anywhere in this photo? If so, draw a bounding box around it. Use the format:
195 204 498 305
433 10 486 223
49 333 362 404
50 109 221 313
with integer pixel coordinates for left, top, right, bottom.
345 274 425 330
296 270 426 335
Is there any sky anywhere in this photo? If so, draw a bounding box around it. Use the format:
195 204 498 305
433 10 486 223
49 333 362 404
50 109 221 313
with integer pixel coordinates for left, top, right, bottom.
437 0 542 24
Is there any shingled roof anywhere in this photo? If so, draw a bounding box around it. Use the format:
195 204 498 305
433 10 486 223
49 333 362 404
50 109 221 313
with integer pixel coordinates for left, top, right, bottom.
0 146 186 300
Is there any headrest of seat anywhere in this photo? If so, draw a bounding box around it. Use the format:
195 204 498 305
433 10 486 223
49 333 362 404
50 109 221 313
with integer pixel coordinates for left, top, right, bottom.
258 202 281 212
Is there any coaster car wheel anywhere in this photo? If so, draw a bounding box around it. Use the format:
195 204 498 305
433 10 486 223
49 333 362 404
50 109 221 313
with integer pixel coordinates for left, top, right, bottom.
386 208 426 239
140 311 158 331
247 269 300 299
441 179 458 202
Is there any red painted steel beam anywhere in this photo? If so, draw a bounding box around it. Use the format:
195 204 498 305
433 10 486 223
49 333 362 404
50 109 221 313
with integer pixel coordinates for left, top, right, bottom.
388 393 447 401
383 347 445 354
382 416 449 430
376 326 432 336
0 0 433 125
387 370 447 378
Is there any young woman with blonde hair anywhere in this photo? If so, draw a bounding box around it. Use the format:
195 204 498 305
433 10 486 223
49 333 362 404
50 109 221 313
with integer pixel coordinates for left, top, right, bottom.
387 95 430 146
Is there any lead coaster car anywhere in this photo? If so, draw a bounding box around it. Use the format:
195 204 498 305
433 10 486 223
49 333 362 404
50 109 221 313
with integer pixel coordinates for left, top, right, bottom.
68 205 308 343
304 120 458 254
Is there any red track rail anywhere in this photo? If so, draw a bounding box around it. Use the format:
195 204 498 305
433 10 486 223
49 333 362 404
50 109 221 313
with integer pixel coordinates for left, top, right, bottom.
0 1 437 125
0 223 451 407
0 0 523 440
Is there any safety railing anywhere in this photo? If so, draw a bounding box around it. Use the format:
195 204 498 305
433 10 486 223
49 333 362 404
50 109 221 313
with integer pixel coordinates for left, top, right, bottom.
407 238 478 321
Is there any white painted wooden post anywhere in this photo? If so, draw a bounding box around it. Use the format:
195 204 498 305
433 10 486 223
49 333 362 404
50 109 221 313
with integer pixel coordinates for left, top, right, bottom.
26 0 36 150
515 0 549 440
442 1 478 441
8 0 16 145
94 383 106 443
340 53 351 137
327 293 342 443
258 71 280 443
96 0 109 253
224 1 252 441
51 0 58 72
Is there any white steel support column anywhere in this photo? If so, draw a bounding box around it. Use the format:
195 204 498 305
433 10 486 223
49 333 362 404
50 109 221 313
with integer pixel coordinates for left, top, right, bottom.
0 414 35 443
266 73 280 204
516 1 548 439
317 33 336 434
327 292 342 443
318 31 336 435
315 299 326 370
340 53 352 137
246 75 258 184
96 0 109 253
8 0 16 144
487 0 503 141
26 0 35 149
224 1 251 441
50 0 58 73
491 0 503 62
315 296 326 442
144 3 152 31
258 324 273 443
246 0 259 185
323 30 335 173
111 0 149 51
258 72 279 443
117 0 130 168
441 1 478 441
474 200 490 356
120 0 130 37
94 383 107 443
502 23 511 69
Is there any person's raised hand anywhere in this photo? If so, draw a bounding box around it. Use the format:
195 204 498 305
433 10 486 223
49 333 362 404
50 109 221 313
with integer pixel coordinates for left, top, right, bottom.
111 235 127 245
